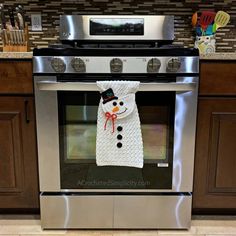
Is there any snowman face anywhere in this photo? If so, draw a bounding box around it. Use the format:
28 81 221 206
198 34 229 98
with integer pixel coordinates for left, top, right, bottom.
196 35 211 44
102 94 135 119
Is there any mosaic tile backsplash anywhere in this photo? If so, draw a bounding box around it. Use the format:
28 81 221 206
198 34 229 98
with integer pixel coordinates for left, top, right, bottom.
0 0 236 52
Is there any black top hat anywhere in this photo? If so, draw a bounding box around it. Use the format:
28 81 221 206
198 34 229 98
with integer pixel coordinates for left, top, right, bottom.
101 88 118 104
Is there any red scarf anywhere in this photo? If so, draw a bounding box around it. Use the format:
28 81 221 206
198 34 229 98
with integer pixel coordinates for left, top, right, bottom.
104 112 117 133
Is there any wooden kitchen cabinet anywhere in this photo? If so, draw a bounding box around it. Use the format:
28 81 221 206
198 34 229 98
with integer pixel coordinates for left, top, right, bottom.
0 96 39 211
0 60 33 94
199 61 236 96
0 60 39 212
193 61 236 213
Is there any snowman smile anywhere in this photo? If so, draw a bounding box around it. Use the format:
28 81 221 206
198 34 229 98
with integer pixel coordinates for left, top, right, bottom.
116 107 128 115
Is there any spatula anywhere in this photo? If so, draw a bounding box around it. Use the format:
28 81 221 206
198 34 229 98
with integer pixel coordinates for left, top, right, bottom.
192 12 198 27
213 11 230 32
200 11 216 33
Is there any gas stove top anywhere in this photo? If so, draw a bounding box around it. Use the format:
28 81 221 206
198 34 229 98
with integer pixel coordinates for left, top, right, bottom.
33 47 198 56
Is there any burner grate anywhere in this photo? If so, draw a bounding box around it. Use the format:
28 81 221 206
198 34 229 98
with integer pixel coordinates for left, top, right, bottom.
50 41 164 49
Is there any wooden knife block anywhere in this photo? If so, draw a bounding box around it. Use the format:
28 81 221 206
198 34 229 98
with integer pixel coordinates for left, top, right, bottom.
2 24 29 52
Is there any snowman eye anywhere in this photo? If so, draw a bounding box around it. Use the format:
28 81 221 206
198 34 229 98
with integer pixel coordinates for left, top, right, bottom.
113 101 117 106
119 101 124 106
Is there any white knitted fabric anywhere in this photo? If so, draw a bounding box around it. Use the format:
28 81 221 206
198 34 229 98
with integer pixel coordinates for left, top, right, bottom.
96 81 143 168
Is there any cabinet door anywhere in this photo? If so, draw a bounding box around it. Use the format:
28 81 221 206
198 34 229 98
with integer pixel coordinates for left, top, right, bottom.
193 98 236 212
0 97 39 210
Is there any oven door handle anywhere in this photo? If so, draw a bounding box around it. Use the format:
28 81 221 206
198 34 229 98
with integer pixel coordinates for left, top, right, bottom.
36 81 196 92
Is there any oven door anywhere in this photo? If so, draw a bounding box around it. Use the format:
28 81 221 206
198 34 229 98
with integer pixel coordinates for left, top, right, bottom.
34 76 198 192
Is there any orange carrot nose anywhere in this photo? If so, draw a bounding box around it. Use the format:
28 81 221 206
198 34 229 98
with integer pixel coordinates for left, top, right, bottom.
112 106 119 113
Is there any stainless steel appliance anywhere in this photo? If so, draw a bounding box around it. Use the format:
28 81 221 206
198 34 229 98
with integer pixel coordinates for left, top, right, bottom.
33 15 199 229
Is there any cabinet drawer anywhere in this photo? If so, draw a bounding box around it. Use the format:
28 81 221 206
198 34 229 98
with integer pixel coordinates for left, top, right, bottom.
40 195 113 229
114 196 191 228
200 61 236 96
0 60 33 94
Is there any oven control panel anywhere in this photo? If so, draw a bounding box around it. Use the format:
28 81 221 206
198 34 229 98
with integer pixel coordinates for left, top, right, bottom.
35 56 199 74
59 15 174 41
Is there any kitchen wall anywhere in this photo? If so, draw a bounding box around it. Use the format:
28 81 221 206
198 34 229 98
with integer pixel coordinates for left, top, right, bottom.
0 0 236 52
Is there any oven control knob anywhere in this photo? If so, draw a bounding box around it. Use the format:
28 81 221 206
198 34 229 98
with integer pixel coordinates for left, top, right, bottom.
51 57 66 73
71 57 86 73
110 58 123 73
147 58 161 73
166 57 181 72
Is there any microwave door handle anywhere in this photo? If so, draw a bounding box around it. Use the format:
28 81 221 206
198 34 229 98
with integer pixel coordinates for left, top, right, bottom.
36 81 196 92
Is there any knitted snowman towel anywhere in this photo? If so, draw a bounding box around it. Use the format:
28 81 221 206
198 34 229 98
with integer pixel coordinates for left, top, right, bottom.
96 81 143 168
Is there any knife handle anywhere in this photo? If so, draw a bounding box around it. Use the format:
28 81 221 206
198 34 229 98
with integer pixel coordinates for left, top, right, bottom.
0 8 6 29
0 16 6 29
17 12 24 30
8 8 15 28
18 5 25 27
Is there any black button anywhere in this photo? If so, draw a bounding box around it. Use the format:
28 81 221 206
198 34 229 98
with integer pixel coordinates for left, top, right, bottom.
117 126 123 132
117 134 122 140
117 142 122 148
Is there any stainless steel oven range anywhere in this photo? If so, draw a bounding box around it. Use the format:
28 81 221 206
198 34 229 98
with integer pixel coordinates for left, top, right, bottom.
33 15 199 229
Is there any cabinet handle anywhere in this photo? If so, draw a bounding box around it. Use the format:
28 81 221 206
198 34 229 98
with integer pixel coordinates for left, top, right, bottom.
24 100 30 123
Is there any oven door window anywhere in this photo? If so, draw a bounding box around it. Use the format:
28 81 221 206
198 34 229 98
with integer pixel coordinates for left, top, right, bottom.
58 91 174 189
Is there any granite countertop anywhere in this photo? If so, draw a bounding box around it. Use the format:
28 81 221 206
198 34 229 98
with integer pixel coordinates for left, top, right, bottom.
200 53 236 60
0 51 236 60
0 52 33 59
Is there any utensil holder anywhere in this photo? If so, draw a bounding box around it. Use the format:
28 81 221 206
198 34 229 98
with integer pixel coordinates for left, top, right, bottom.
194 35 216 55
1 24 29 52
